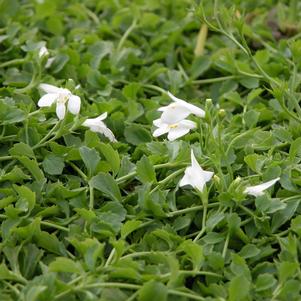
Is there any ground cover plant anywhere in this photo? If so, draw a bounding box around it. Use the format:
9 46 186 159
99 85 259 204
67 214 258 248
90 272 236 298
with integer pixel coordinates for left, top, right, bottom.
1 0 301 300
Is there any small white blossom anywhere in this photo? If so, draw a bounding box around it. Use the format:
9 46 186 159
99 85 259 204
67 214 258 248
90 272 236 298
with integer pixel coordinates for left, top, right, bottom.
179 149 214 192
153 118 196 141
83 112 116 142
244 177 280 197
158 91 205 124
38 83 81 120
39 46 49 58
45 57 55 68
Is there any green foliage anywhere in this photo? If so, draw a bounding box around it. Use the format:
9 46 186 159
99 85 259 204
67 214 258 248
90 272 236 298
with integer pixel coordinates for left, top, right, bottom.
0 0 301 300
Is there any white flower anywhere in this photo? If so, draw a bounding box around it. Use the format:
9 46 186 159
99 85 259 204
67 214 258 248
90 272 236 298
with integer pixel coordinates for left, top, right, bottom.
179 149 214 192
83 112 116 142
39 46 49 58
45 57 55 68
38 83 81 120
244 177 280 197
153 118 196 141
158 91 205 124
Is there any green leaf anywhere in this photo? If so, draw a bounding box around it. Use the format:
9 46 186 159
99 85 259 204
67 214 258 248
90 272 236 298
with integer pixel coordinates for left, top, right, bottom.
18 156 45 181
90 173 121 202
244 110 260 128
124 124 152 145
271 199 300 232
255 195 286 214
289 137 301 162
0 99 25 125
9 142 35 158
0 166 30 183
35 230 66 255
278 261 298 283
97 143 120 175
291 215 301 236
79 146 100 176
228 276 250 301
14 184 35 214
121 220 142 239
136 155 156 184
239 244 260 259
255 273 277 292
42 154 65 175
138 280 168 301
178 240 204 270
49 257 82 274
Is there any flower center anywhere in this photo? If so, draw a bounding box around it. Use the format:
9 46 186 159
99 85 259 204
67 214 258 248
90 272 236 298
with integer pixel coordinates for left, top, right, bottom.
169 123 178 129
57 94 69 104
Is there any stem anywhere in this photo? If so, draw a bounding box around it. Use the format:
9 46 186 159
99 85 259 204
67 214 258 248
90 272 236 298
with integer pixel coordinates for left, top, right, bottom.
0 156 12 162
89 184 94 210
67 161 88 182
142 84 166 94
168 289 205 301
40 221 69 232
194 24 208 56
32 121 60 150
105 248 116 267
222 231 230 258
121 251 168 260
167 202 219 217
84 282 140 290
116 162 186 184
0 58 26 68
193 190 208 242
150 168 185 194
117 19 137 51
161 270 222 279
192 75 238 84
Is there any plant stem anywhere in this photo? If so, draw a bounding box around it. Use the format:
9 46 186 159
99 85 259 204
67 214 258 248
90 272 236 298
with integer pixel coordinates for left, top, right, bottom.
192 75 238 84
222 231 230 258
32 121 60 150
89 184 94 210
67 161 88 182
105 248 116 267
117 19 137 51
0 58 26 68
193 190 209 242
167 202 219 217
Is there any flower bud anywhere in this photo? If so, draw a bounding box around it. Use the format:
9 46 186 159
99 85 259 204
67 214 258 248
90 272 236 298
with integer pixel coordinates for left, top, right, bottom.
213 174 220 184
218 109 226 118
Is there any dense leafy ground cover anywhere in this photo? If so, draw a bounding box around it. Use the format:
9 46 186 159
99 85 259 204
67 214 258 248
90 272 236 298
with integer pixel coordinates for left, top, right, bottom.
1 0 301 300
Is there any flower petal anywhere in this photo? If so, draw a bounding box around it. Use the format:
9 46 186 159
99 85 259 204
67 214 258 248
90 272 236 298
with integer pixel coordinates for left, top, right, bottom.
153 118 164 127
167 126 190 141
179 167 194 187
67 95 81 115
99 126 117 142
153 124 169 137
39 83 63 94
38 93 58 107
39 46 49 58
97 112 108 121
56 102 66 120
244 177 280 197
179 119 197 129
167 91 205 118
160 104 191 124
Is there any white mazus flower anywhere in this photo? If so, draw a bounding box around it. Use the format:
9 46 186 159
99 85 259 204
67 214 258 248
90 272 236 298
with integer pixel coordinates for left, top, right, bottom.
244 177 280 197
39 46 49 58
179 149 214 192
158 91 205 124
38 83 81 120
153 118 196 141
83 112 116 142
